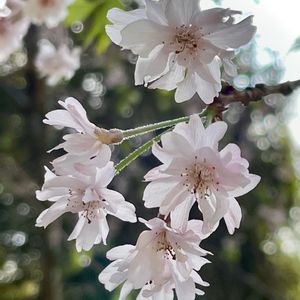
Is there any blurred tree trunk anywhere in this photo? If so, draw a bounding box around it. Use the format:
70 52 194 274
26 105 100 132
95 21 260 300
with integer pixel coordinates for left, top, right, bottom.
24 25 64 300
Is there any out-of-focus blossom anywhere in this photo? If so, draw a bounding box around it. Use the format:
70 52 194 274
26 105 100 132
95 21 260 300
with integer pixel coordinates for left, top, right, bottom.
0 0 29 62
99 218 209 300
36 163 137 251
44 97 115 175
24 0 74 28
106 0 256 104
143 115 260 234
35 41 80 86
0 0 11 17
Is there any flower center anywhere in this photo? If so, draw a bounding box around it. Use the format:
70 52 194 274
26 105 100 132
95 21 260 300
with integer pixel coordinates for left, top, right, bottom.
67 188 103 223
173 24 200 55
40 0 56 7
155 231 176 260
181 157 219 201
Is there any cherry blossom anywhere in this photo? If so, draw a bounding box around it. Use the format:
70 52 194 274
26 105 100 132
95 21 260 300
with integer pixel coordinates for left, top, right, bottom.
0 0 29 62
0 0 11 17
36 162 137 251
24 0 74 28
44 97 113 174
106 0 256 104
143 115 260 234
35 40 80 86
99 218 209 300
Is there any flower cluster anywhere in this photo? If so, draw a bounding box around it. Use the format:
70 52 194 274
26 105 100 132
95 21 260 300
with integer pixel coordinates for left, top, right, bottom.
0 0 29 62
99 218 210 299
36 0 260 299
35 40 81 86
0 0 79 84
106 0 256 104
36 98 136 251
24 0 74 28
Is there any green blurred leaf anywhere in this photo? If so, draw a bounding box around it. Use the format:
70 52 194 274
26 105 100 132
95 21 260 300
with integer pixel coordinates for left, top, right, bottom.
66 0 123 54
65 0 99 25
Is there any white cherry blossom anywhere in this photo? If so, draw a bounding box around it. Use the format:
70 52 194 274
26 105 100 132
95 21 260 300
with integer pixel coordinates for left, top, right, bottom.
35 40 80 86
106 0 256 104
99 218 210 300
36 162 137 251
0 0 29 62
0 0 11 17
143 115 261 234
24 0 73 28
44 97 112 174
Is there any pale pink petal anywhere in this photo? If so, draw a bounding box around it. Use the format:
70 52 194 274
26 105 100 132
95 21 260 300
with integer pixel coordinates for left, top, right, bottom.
135 44 172 86
36 198 69 228
224 197 242 234
207 16 256 49
121 19 170 57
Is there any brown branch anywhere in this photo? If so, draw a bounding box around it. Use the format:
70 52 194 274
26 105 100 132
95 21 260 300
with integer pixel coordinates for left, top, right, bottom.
210 79 300 118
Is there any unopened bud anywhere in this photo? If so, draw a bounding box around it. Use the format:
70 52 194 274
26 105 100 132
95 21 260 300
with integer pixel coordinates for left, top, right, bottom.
94 127 124 145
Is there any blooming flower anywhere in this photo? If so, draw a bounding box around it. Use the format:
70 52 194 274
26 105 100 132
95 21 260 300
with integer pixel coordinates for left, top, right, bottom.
24 0 73 28
44 97 117 174
99 218 209 300
0 0 29 62
36 162 137 251
0 0 11 17
143 115 260 234
35 40 80 86
106 0 256 104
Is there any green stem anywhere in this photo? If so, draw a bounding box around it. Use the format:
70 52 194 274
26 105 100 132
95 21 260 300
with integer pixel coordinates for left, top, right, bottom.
115 130 169 175
115 107 214 174
121 109 208 140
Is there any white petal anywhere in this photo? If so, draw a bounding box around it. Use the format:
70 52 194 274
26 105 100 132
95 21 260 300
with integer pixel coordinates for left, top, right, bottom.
44 110 79 130
230 174 261 197
149 60 185 91
120 281 134 300
201 121 228 150
207 16 256 49
36 198 69 228
121 19 170 57
175 71 197 103
224 198 242 234
143 177 179 208
106 8 146 45
95 162 115 187
106 245 135 260
135 44 171 86
102 188 137 223
170 195 195 230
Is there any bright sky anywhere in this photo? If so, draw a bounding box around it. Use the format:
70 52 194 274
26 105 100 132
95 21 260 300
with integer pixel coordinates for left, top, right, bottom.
203 0 300 146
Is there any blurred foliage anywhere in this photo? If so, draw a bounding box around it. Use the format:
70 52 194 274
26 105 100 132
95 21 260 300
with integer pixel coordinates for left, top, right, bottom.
0 0 300 300
289 37 300 53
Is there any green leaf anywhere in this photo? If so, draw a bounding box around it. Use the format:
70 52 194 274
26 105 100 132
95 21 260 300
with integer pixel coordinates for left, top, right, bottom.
65 0 100 25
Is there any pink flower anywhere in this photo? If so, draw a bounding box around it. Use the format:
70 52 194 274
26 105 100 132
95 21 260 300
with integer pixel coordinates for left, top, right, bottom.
106 0 256 104
35 41 80 86
0 0 29 62
44 97 112 174
36 162 137 251
99 218 209 300
24 0 74 28
143 115 260 234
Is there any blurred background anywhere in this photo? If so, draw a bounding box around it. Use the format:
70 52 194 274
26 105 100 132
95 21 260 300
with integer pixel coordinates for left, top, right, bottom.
1 0 300 299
